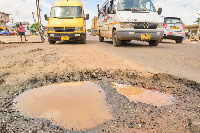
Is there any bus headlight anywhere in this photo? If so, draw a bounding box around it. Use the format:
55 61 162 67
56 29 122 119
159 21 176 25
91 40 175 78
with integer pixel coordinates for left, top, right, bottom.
75 27 83 31
157 23 164 28
120 23 133 28
47 27 55 31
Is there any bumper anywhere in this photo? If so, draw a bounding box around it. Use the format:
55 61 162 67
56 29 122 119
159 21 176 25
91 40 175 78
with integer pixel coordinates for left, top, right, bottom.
48 33 86 41
163 34 184 40
117 29 164 41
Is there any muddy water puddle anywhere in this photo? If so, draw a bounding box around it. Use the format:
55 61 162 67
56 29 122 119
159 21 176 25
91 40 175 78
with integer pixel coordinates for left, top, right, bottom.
112 83 175 107
13 81 113 130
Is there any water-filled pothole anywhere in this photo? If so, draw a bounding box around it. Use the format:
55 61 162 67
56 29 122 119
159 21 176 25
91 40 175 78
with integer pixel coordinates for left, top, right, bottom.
13 81 113 130
112 83 175 107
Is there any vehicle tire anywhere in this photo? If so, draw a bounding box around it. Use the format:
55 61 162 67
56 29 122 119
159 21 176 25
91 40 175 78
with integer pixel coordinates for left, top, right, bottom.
159 37 163 43
149 40 159 46
99 33 104 42
81 37 86 44
175 38 183 43
49 40 56 44
113 31 121 47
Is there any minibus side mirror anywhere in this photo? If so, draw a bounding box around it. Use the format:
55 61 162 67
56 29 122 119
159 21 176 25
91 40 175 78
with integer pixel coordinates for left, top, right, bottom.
44 14 49 21
85 14 89 20
157 8 162 15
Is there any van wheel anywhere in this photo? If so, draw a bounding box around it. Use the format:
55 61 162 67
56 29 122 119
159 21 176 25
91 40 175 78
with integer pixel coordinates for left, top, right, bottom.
49 40 56 44
175 38 183 43
99 33 104 42
149 40 159 46
81 38 86 44
113 31 121 47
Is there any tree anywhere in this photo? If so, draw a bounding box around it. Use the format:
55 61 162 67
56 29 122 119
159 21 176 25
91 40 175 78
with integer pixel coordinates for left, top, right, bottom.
87 29 91 32
30 23 39 30
194 18 200 24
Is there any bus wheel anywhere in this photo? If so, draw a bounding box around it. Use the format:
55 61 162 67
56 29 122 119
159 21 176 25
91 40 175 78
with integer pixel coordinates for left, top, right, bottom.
99 33 104 42
149 40 159 46
113 31 121 47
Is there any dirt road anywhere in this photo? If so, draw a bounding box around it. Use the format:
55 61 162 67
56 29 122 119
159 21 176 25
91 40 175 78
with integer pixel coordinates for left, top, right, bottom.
0 36 200 132
0 36 200 84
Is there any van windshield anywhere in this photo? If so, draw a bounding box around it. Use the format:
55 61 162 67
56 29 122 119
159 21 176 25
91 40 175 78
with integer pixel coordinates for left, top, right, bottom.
50 6 82 18
117 0 156 12
164 18 183 24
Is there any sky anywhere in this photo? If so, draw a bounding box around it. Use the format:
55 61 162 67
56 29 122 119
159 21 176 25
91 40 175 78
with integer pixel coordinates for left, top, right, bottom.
0 0 200 29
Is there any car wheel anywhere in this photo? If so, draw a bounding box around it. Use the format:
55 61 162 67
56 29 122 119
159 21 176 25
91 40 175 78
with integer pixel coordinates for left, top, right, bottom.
175 38 183 43
149 40 159 46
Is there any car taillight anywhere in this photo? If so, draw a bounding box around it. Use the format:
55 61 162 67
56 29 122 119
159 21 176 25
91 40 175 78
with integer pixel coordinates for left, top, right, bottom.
182 24 185 29
164 23 167 28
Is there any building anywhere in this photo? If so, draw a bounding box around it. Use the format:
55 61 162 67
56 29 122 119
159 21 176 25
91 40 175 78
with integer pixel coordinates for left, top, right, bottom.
185 24 200 40
0 12 10 28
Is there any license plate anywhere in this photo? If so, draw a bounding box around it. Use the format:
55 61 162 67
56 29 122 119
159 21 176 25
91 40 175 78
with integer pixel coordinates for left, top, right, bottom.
61 36 69 41
171 27 179 29
141 35 150 40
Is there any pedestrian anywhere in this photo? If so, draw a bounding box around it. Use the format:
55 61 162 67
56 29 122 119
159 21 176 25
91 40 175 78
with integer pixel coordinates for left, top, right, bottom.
187 31 190 40
199 32 200 40
38 25 45 42
18 22 28 41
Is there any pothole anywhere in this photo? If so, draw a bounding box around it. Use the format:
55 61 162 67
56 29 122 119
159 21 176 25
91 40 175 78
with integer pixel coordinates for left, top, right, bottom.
13 81 113 130
112 83 175 107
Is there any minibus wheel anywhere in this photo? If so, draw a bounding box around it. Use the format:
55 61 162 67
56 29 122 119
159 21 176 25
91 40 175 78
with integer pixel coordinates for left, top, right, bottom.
113 31 121 47
49 40 56 44
99 33 104 42
81 38 86 44
149 40 159 46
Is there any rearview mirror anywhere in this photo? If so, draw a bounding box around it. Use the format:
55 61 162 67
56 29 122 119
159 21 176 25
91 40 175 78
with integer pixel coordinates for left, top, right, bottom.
44 14 49 21
85 14 89 20
157 8 162 15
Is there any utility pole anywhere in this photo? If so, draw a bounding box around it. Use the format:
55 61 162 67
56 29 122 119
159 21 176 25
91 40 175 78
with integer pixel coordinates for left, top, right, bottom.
36 0 41 29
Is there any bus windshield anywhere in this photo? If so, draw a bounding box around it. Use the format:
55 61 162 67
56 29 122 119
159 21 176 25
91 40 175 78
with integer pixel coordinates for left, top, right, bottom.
50 6 82 18
117 0 156 12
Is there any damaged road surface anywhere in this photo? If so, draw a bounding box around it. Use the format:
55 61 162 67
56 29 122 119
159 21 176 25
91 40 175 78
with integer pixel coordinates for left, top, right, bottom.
0 36 200 132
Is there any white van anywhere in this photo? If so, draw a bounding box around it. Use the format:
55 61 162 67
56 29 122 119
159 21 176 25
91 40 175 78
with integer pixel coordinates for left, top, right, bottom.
97 0 164 47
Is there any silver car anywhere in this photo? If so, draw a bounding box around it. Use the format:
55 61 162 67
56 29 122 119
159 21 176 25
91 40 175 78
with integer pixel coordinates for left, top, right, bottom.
163 17 185 43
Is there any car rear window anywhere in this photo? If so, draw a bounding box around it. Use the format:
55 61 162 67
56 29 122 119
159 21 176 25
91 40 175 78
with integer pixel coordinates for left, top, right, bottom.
164 18 183 24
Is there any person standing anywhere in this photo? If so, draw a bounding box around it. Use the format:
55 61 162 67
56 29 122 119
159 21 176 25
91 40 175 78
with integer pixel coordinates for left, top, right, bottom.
38 25 45 42
19 22 28 41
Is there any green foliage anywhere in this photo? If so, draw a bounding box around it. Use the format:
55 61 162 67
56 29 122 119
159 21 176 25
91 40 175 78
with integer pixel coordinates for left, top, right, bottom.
30 23 39 29
87 29 91 32
194 18 200 24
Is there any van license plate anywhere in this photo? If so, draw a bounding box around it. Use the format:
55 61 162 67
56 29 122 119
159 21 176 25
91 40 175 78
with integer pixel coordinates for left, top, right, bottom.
171 27 179 29
61 36 69 40
141 35 150 40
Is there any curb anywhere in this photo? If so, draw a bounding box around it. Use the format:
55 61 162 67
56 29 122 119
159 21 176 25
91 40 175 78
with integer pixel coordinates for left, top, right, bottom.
0 41 43 44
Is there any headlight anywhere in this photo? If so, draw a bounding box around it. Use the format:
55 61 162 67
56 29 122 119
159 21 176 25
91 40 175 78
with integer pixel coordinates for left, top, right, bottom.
75 27 83 31
120 23 133 28
47 27 55 31
157 23 164 28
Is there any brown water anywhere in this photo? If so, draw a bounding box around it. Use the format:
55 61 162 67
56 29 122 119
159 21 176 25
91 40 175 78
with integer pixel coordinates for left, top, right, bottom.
13 81 113 130
112 83 174 107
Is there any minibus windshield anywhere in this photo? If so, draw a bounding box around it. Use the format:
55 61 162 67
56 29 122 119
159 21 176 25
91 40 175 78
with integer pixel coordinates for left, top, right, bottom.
117 0 156 12
50 6 82 18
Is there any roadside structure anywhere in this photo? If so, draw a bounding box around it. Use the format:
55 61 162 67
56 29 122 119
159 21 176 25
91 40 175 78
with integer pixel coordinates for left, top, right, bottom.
185 24 199 40
0 12 11 30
